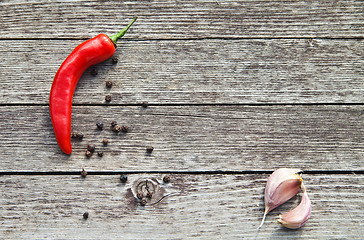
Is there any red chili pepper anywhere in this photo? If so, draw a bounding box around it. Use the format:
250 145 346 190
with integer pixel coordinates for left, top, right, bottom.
49 17 137 154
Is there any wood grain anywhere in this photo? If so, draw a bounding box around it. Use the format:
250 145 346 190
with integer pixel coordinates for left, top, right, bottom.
1 39 363 104
1 0 363 39
0 174 363 239
0 105 362 172
0 1 363 239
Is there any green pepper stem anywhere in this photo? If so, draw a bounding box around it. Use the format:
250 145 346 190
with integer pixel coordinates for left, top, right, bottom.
109 17 137 45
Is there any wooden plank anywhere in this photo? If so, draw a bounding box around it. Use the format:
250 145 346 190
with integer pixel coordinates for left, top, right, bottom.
1 0 363 39
0 174 363 239
1 39 363 104
0 105 362 172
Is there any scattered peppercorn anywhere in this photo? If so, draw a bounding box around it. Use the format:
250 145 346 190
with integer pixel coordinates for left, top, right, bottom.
85 150 92 158
121 125 129 133
105 80 113 88
102 138 109 145
97 151 103 157
83 212 89 220
71 131 84 140
142 101 149 108
105 95 111 102
120 174 128 183
146 146 154 154
87 144 96 152
91 68 98 76
163 175 171 183
112 125 121 133
96 122 104 130
81 168 88 177
111 56 118 64
111 121 117 127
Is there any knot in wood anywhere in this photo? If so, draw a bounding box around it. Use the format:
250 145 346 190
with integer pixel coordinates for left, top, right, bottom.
131 177 164 205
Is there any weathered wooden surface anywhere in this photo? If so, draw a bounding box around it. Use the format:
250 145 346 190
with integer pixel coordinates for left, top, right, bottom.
1 39 363 104
0 0 363 239
0 105 362 171
1 174 363 239
1 0 363 39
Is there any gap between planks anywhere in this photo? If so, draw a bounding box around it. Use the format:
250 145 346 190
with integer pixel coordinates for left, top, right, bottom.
0 103 363 107
1 170 363 175
0 36 364 41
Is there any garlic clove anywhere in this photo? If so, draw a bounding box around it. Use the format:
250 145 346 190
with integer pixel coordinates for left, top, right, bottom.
258 168 303 229
264 168 303 213
277 184 311 229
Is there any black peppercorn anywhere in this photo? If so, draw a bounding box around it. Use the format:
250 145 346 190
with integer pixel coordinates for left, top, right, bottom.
142 101 149 108
87 144 96 152
163 175 171 183
106 80 113 88
121 125 129 133
91 68 98 76
81 168 88 177
105 95 111 102
102 138 109 145
96 122 103 130
83 212 89 219
111 121 117 127
111 56 118 64
77 132 84 139
146 146 154 154
120 174 128 183
112 125 121 133
97 152 103 157
71 131 84 140
85 150 92 158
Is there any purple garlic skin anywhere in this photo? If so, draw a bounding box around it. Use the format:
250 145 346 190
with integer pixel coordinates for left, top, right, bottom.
277 184 311 229
258 168 303 229
265 168 303 212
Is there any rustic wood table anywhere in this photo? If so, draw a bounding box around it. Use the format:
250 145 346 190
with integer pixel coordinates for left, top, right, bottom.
1 1 363 239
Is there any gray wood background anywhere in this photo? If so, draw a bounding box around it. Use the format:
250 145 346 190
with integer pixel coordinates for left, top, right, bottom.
0 0 363 239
